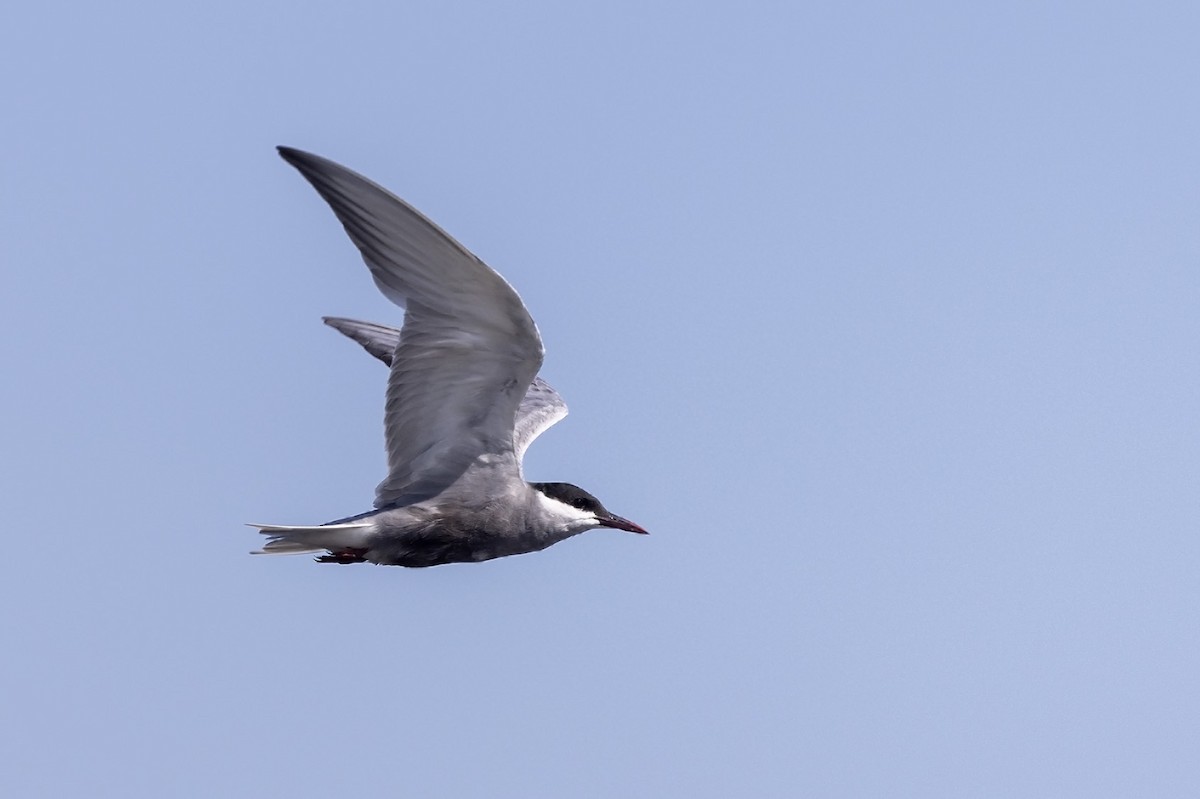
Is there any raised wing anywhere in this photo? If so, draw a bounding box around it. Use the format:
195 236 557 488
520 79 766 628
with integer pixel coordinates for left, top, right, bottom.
511 377 568 464
279 148 543 508
323 316 568 466
322 316 401 365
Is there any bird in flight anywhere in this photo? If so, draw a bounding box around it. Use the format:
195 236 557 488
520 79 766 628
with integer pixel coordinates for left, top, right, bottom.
251 148 647 567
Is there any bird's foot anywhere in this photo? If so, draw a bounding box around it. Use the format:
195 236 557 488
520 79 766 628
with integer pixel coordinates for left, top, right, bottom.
315 547 369 564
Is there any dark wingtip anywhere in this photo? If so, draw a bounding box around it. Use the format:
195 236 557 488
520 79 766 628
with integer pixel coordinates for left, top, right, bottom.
277 145 308 166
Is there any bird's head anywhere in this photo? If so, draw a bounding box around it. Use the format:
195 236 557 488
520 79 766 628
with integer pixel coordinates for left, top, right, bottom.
531 482 648 536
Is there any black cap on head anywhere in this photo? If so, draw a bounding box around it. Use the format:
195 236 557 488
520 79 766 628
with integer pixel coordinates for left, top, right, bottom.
531 482 606 514
531 482 648 535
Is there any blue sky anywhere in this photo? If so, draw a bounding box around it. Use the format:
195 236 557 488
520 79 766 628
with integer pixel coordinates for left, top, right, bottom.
3 1 1198 796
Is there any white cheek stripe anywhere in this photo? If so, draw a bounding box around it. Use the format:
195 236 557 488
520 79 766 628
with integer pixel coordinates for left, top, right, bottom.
535 492 599 527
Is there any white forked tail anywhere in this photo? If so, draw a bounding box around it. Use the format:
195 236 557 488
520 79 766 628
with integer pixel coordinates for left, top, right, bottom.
248 522 373 555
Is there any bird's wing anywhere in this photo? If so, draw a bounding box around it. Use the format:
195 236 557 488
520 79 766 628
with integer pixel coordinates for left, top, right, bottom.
512 377 569 466
323 316 568 467
279 148 543 508
322 316 401 365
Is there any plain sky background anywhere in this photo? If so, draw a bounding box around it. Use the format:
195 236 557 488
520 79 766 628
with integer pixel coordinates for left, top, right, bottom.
3 1 1198 796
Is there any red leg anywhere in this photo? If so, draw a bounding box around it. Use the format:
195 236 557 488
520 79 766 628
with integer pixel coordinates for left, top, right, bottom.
315 547 369 564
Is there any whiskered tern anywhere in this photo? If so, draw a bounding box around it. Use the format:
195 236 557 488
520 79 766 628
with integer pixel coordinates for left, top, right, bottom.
251 148 646 567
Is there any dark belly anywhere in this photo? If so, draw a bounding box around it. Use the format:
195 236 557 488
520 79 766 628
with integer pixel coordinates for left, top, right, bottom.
376 527 550 567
